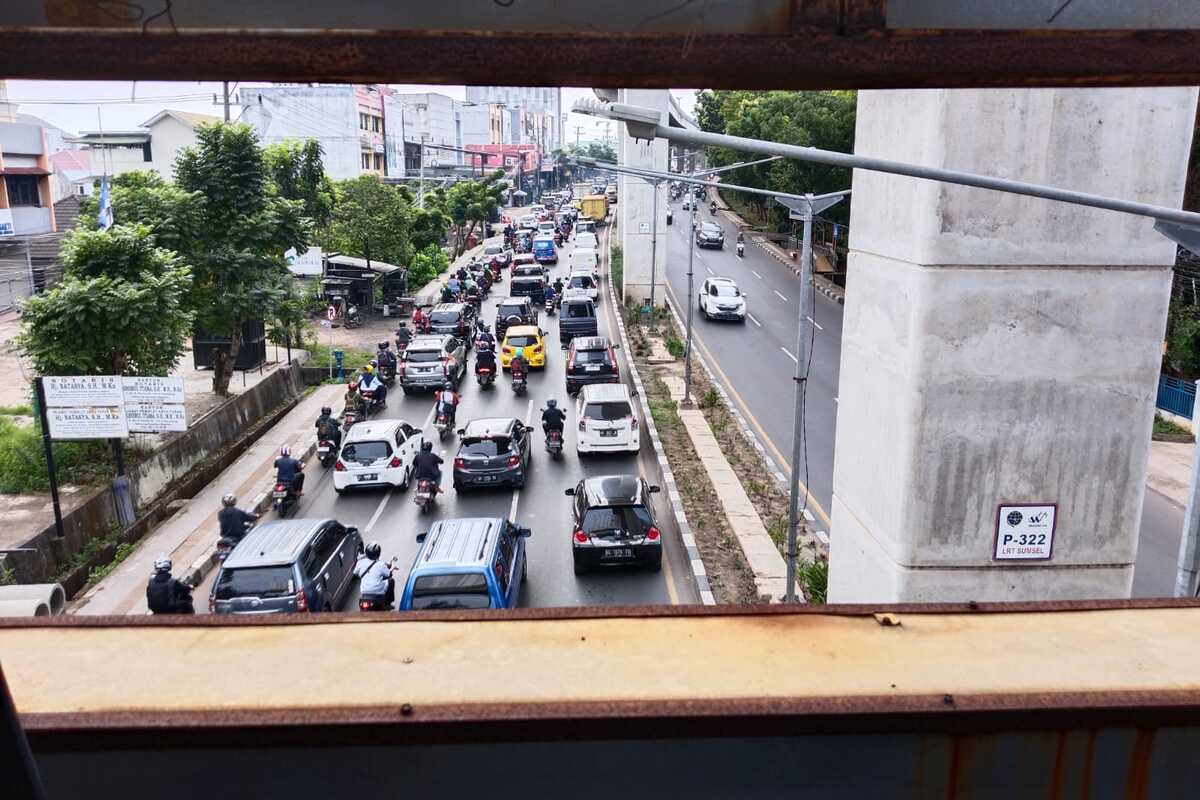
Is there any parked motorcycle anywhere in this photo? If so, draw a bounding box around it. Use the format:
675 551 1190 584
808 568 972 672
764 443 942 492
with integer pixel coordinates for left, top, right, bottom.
271 480 299 518
414 478 437 513
545 427 564 459
344 305 363 329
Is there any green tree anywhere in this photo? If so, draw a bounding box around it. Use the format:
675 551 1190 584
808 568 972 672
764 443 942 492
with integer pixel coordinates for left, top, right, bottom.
445 171 508 256
408 243 450 289
409 205 451 252
326 175 413 266
18 224 194 377
81 171 204 257
264 139 335 230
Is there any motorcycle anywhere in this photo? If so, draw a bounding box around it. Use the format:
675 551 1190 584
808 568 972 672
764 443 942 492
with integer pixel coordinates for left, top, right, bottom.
272 480 299 518
545 427 564 459
511 373 527 396
317 437 338 468
736 241 745 257
414 478 437 513
435 409 453 440
545 296 556 316
476 365 495 387
358 557 398 612
710 202 717 216
342 409 361 432
359 387 378 417
377 358 396 386
216 519 256 563
344 305 363 329
554 232 564 247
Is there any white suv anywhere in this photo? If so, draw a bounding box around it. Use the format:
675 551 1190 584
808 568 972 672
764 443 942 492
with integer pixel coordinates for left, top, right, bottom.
698 276 747 322
333 419 425 494
576 384 640 455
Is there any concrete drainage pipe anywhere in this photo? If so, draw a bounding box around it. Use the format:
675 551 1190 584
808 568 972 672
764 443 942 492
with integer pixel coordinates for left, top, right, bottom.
0 583 67 616
0 598 50 617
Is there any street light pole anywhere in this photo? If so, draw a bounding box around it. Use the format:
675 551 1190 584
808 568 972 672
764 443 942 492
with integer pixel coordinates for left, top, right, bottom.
784 197 815 603
683 191 698 403
648 178 660 309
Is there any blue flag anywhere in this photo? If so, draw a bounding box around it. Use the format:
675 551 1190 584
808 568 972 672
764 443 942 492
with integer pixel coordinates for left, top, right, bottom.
97 177 113 231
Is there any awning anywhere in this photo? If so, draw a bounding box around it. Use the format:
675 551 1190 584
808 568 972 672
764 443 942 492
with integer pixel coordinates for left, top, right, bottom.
325 254 402 275
0 167 50 176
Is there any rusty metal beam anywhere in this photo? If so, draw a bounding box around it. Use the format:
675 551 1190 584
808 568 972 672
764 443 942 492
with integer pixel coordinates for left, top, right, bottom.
2 28 1200 89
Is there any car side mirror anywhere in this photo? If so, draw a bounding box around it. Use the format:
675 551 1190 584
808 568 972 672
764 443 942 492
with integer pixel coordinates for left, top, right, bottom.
649 485 661 493
564 488 575 496
525 425 535 433
456 428 466 436
346 526 360 537
611 343 621 349
518 526 532 538
416 532 428 544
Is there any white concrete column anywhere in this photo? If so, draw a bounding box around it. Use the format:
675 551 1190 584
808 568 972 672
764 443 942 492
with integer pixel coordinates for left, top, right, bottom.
829 87 1197 603
618 89 669 306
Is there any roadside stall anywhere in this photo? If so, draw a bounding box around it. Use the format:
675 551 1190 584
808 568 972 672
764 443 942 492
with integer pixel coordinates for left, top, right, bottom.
321 254 414 319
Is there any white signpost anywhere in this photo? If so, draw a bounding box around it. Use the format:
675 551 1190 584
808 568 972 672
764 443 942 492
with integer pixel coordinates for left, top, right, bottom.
45 407 129 439
43 375 125 408
122 376 187 433
994 503 1057 560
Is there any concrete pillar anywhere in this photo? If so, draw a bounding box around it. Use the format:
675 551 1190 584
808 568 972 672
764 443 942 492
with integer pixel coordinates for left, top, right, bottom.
829 87 1198 603
618 89 669 306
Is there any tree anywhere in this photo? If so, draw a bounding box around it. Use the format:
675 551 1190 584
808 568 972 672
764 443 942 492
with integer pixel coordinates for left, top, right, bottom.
81 171 204 257
19 225 194 377
325 175 413 267
264 139 335 230
409 205 451 252
408 243 450 290
445 171 508 256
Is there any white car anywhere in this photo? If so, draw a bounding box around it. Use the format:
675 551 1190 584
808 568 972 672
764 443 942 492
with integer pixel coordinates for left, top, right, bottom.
574 220 596 236
569 247 599 274
529 204 547 216
698 276 747 322
567 269 600 301
538 221 557 237
574 231 598 250
333 419 425 494
518 214 538 231
576 384 640 455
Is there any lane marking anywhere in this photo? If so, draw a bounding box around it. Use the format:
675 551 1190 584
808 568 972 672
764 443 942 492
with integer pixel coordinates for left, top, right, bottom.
364 488 394 533
747 314 762 327
705 267 715 276
780 347 798 363
752 270 763 280
636 450 680 606
774 290 789 303
508 396 535 521
806 316 824 331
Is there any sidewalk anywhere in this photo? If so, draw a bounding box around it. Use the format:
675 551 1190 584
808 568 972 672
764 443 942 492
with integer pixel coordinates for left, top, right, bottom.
72 383 346 615
1147 440 1195 507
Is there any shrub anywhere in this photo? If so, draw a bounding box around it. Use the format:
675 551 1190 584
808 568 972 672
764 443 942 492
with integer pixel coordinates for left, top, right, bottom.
665 336 685 358
799 559 829 604
0 417 114 493
610 245 623 293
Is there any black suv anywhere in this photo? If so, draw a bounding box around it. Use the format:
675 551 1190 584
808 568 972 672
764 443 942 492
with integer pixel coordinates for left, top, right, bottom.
565 336 619 395
695 222 725 249
566 475 662 574
510 274 547 303
453 417 534 490
427 302 477 343
558 298 598 346
494 296 539 339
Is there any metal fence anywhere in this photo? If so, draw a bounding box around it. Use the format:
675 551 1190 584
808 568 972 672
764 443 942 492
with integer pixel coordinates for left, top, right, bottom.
1157 374 1196 419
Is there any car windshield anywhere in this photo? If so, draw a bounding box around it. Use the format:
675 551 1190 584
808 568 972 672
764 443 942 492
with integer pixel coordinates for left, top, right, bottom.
461 438 513 457
341 440 391 464
583 400 632 420
484 245 502 255
572 349 609 364
214 566 294 600
506 335 538 347
430 311 460 324
405 350 441 363
713 284 740 297
565 303 593 318
498 305 526 317
702 224 721 234
515 266 541 276
410 572 492 609
569 276 594 288
582 506 654 536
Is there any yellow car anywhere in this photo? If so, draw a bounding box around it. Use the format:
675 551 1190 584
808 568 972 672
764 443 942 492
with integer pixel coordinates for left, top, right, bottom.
500 325 547 369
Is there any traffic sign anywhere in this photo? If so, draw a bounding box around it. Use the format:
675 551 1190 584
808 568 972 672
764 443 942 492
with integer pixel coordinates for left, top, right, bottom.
327 305 337 321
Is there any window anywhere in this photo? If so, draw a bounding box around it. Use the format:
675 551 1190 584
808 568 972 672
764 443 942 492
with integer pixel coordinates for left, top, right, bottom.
373 152 383 171
142 142 152 162
359 112 369 130
394 428 408 446
372 115 381 132
361 152 371 169
5 176 40 207
460 439 512 458
341 441 391 464
583 401 633 421
581 506 654 537
214 566 294 600
410 572 491 609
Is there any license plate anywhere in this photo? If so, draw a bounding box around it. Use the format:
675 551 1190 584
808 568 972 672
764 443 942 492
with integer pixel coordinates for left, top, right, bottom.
600 429 618 438
272 490 287 499
603 548 633 559
585 365 601 372
358 473 378 481
317 446 330 454
478 474 498 483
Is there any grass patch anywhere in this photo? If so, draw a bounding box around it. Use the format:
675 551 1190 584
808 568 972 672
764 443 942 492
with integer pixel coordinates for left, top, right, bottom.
306 340 377 379
0 404 32 416
665 336 685 359
1154 414 1193 437
54 524 123 582
84 542 135 590
610 244 623 294
798 559 828 604
0 417 123 493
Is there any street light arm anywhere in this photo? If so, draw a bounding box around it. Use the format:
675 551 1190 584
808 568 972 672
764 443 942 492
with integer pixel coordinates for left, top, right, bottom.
693 156 782 177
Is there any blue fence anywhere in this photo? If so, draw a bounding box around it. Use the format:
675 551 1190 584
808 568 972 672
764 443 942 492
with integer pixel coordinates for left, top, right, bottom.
1157 375 1196 419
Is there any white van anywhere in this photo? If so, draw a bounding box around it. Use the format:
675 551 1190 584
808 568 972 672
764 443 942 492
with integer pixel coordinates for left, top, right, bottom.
574 231 598 251
566 269 599 301
334 419 425 494
570 247 599 274
576 384 640 455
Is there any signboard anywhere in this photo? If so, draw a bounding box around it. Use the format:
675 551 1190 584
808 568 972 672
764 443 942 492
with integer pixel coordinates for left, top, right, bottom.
125 403 187 433
122 376 185 405
285 246 324 276
639 222 650 233
43 375 124 407
0 209 13 237
327 305 337 321
994 503 1056 560
46 406 129 439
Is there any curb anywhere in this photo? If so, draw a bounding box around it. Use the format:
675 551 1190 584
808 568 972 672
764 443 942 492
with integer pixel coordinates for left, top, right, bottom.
605 231 715 605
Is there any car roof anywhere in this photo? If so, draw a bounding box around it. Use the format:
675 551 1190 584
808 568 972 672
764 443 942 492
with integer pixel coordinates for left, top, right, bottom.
417 517 506 569
432 302 467 312
512 275 544 283
573 246 597 254
708 276 738 286
223 519 333 569
504 325 541 337
562 297 594 307
533 234 555 241
497 296 529 305
700 221 722 229
581 475 644 508
344 419 408 441
580 383 630 403
408 334 453 349
461 417 519 438
571 336 610 351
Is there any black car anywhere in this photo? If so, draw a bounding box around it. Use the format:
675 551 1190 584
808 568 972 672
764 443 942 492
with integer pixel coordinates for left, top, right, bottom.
558 298 598 346
453 417 534 490
427 302 477 343
566 475 662 574
494 297 539 339
401 334 467 393
513 263 549 280
565 336 620 395
696 222 725 249
510 275 547 303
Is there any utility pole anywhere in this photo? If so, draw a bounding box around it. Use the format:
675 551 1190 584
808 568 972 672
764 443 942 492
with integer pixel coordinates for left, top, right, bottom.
682 187 698 402
575 125 584 150
648 178 661 309
222 81 231 121
783 198 815 604
1175 381 1200 596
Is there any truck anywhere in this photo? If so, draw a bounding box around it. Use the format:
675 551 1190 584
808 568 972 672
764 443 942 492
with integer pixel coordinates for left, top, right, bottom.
580 194 609 226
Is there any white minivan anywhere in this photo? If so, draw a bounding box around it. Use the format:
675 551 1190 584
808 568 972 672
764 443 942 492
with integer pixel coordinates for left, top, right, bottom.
566 268 599 301
570 247 599 274
333 419 425 494
576 384 640 455
574 231 598 251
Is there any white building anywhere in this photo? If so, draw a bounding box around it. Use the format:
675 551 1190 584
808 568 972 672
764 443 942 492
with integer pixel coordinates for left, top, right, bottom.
139 110 222 179
465 86 562 150
241 86 362 180
63 109 219 183
396 92 460 168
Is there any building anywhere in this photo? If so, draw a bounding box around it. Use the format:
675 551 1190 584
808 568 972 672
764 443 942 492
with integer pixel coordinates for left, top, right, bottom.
138 110 222 179
395 92 460 169
49 148 92 200
62 129 151 178
0 119 56 237
464 86 563 151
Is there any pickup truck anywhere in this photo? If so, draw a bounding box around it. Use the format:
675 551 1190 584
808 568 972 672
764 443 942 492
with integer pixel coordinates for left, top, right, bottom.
558 298 598 346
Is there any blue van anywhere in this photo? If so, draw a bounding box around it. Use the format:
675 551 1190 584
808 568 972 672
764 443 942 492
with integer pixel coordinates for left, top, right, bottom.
531 234 558 265
399 517 531 610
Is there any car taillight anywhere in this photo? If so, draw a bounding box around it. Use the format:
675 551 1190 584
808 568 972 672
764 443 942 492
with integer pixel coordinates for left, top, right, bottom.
398 362 406 377
389 456 402 468
502 346 512 354
567 350 576 371
295 588 308 612
454 457 465 469
533 345 543 354
334 460 346 471
442 357 449 376
208 595 215 613
646 527 661 542
359 599 372 610
574 530 589 544
607 347 617 370
507 455 521 467
630 415 639 428
578 418 586 431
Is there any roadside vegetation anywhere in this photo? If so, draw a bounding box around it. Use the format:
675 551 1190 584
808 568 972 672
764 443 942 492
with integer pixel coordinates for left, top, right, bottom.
1154 413 1193 439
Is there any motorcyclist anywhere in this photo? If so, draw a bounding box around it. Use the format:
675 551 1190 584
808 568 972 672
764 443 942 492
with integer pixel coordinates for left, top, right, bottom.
274 445 304 496
412 440 444 491
315 405 342 449
474 319 496 352
354 541 394 606
456 266 469 282
543 281 556 309
475 343 497 378
510 353 529 384
395 320 412 349
218 493 259 543
542 398 566 438
376 340 397 379
146 557 194 615
433 381 460 427
553 276 565 298
412 306 427 333
442 282 457 304
343 380 367 418
359 362 387 407
710 200 717 215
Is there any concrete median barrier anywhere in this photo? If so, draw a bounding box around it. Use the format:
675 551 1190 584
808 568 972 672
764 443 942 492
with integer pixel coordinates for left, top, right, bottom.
0 583 66 616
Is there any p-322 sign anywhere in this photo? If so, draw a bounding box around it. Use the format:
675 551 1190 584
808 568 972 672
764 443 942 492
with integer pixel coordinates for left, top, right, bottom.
994 504 1056 560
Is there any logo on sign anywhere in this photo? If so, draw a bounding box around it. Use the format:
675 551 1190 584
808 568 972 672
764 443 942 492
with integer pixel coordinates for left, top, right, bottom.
1006 510 1023 526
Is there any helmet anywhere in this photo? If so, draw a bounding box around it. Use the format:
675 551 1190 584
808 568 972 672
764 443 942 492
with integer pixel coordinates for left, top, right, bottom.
378 341 390 350
153 557 171 573
365 362 375 372
546 398 557 409
364 541 382 560
348 381 359 391
222 493 237 507
280 445 291 457
321 406 332 416
422 440 433 452
444 381 454 390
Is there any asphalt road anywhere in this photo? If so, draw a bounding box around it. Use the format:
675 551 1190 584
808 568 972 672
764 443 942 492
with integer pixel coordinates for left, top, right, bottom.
198 223 699 610
661 194 1183 596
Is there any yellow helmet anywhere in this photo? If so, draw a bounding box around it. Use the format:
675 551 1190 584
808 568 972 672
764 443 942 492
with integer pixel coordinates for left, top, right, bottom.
364 364 374 374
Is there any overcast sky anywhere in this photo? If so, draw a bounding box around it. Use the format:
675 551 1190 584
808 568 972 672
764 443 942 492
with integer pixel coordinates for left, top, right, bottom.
5 81 697 140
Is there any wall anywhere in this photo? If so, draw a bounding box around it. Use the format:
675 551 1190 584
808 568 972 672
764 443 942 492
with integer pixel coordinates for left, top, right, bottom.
829 87 1198 603
618 89 669 306
241 87 360 181
147 116 199 180
9 206 51 235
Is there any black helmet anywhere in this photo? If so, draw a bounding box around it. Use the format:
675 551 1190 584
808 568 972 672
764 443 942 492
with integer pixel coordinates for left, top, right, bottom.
365 541 382 560
546 398 557 409
444 381 454 390
222 493 237 507
422 440 433 452
321 406 331 416
378 341 389 350
153 557 172 574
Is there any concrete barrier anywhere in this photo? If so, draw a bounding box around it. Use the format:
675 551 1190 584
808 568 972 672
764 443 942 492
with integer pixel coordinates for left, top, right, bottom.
0 597 50 617
0 583 66 615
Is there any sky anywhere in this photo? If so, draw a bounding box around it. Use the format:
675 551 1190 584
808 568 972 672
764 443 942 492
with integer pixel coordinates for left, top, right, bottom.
4 81 697 140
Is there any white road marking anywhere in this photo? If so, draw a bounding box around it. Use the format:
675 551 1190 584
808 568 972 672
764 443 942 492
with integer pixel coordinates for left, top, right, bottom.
705 267 715 276
780 347 798 363
747 314 762 327
364 489 394 533
751 270 763 280
802 509 815 522
806 316 824 331
509 396 536 520
773 290 788 302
